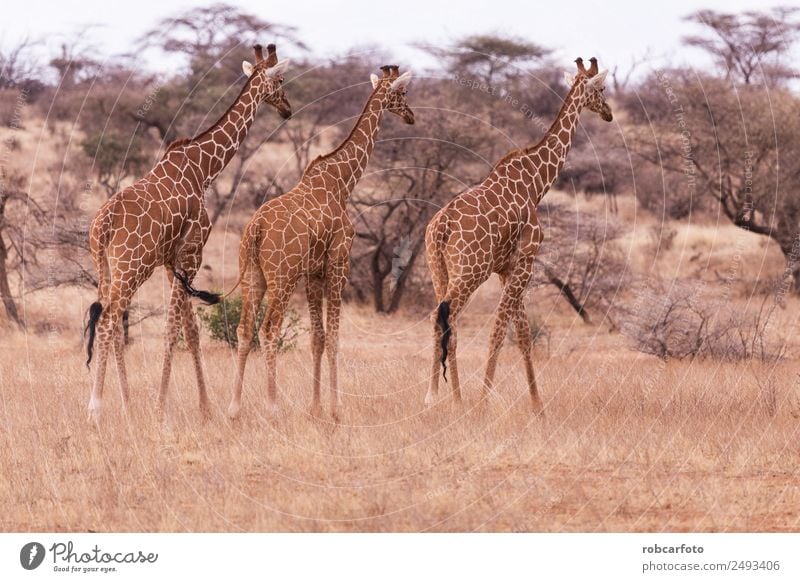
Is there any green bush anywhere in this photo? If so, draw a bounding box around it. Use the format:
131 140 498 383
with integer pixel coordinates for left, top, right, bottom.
197 295 302 352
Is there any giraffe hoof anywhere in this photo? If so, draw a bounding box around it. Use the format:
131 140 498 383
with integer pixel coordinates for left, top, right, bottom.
227 401 241 420
424 392 435 407
309 403 323 418
266 403 280 419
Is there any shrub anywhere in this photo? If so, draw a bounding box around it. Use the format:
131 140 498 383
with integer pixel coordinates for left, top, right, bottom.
624 281 786 362
197 295 302 352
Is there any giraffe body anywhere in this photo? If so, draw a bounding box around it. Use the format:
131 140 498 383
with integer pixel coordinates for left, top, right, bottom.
85 45 292 421
424 58 613 411
228 66 414 419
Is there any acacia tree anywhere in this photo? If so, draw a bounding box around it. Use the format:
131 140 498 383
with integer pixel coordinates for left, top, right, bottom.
683 7 800 86
0 171 34 328
426 34 549 87
627 69 800 289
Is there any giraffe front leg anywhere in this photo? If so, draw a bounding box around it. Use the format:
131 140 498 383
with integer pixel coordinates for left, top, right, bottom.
306 275 325 416
158 275 186 415
325 262 347 420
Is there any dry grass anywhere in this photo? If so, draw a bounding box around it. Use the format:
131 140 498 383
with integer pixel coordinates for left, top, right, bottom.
2 293 800 533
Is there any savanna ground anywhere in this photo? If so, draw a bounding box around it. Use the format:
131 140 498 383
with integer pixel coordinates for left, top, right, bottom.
2 213 800 532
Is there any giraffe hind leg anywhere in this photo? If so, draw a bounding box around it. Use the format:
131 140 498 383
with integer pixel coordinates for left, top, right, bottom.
306 274 325 416
181 298 211 418
258 284 295 415
432 285 475 405
425 249 449 406
325 263 347 419
87 301 126 422
483 265 534 402
229 269 265 419
512 306 544 414
158 274 187 415
113 317 130 408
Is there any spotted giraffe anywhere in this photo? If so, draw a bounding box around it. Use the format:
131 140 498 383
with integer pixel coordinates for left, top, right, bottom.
84 44 292 421
424 58 613 411
227 65 415 420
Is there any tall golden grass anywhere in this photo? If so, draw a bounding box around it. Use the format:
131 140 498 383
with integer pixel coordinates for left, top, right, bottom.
2 294 799 532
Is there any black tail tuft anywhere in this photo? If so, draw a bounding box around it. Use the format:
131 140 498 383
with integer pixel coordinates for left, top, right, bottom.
84 302 103 368
173 269 222 305
437 301 452 382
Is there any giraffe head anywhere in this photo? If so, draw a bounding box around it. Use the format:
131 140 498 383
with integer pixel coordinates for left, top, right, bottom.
565 57 612 122
370 65 415 125
242 44 292 119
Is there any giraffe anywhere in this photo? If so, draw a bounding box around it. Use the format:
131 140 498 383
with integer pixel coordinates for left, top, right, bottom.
84 44 292 422
227 65 415 420
424 57 613 412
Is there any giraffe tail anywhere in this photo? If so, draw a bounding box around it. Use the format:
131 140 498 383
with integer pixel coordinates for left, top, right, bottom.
84 302 103 368
437 301 452 382
173 269 222 305
85 208 112 368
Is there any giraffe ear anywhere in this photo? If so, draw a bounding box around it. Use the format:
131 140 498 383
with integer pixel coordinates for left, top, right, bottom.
563 72 575 87
588 70 608 89
390 71 413 91
265 58 289 78
370 73 380 89
242 61 254 77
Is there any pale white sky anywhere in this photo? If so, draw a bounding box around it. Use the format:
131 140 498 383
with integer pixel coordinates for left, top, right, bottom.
2 0 795 75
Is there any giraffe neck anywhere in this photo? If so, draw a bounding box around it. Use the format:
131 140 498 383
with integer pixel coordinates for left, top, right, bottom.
305 86 387 201
503 79 587 205
192 77 266 186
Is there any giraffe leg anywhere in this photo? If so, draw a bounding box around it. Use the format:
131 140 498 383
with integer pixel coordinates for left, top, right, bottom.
228 272 265 419
325 262 347 419
512 306 544 414
157 275 187 415
181 297 211 418
112 317 130 409
428 288 472 405
483 267 532 399
306 274 325 416
87 299 126 422
425 250 449 407
258 285 294 415
425 307 444 406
